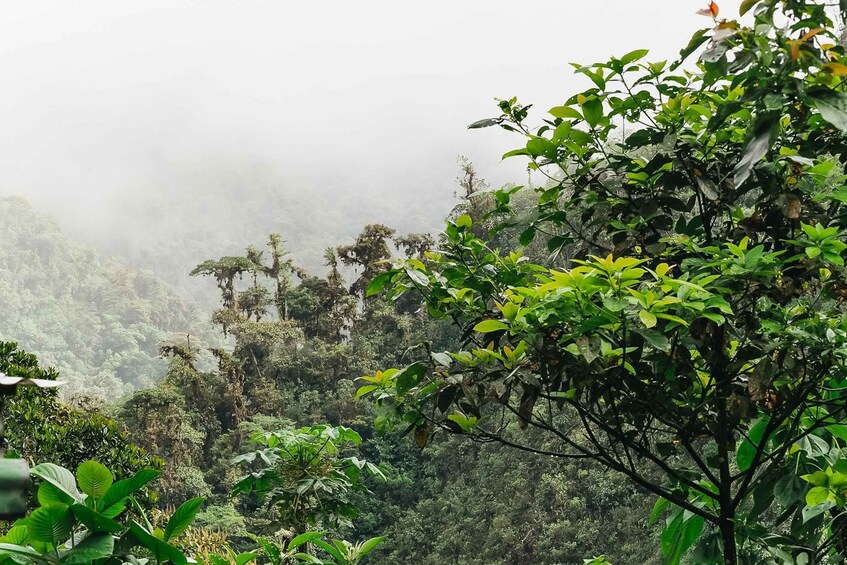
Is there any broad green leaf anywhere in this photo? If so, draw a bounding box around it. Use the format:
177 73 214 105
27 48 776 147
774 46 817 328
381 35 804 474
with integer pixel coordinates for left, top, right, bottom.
803 499 835 522
739 0 758 15
291 554 322 564
519 226 536 246
581 98 603 128
0 543 48 565
549 106 582 119
526 138 557 159
59 532 114 564
70 504 122 534
661 512 705 564
355 384 378 399
128 521 187 565
774 474 805 508
31 464 83 504
395 363 427 397
649 497 669 526
619 48 649 65
828 424 847 444
801 470 828 487
235 552 258 565
76 461 112 502
37 482 72 507
365 271 393 297
637 329 670 352
287 531 325 550
639 309 657 328
312 540 345 563
357 536 385 558
0 526 28 545
733 114 777 188
446 413 478 433
456 214 473 228
474 320 509 333
806 486 832 507
164 497 204 541
27 505 73 545
98 468 159 515
737 415 770 472
812 91 847 132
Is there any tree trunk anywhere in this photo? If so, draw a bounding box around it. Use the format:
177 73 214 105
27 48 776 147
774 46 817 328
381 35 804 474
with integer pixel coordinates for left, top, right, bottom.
713 324 738 565
719 517 738 565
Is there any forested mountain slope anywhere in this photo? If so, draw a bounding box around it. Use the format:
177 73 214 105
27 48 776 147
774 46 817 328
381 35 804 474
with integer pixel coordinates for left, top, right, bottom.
0 196 209 398
66 156 455 308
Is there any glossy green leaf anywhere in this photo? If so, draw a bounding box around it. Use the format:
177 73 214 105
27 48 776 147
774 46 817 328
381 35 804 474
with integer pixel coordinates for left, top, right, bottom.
395 363 427 397
128 521 187 565
581 98 603 128
737 416 770 472
639 309 657 328
366 271 393 297
0 543 48 565
619 48 649 65
661 512 705 564
98 468 159 515
287 531 325 551
733 114 777 188
164 497 204 541
76 461 112 502
70 504 122 534
812 91 847 132
31 464 82 504
549 106 582 119
37 482 72 507
59 532 114 564
28 505 73 545
805 486 831 507
357 535 385 557
473 320 509 333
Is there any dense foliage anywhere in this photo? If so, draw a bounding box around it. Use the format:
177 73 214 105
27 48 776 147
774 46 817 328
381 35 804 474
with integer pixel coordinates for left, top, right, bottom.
0 341 160 482
18 1 847 563
362 1 847 562
0 197 209 398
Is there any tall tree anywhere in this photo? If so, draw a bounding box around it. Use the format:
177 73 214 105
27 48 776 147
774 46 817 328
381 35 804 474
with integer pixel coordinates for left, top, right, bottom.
337 224 396 301
362 1 847 562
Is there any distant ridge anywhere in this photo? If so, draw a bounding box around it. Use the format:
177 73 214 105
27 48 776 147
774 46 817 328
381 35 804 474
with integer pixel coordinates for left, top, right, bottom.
0 196 210 399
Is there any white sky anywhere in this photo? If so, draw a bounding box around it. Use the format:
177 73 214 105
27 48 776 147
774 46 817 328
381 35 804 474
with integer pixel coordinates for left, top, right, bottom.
0 0 743 242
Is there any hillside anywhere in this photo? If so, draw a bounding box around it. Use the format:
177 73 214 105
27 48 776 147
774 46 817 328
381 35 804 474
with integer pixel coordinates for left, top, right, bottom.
0 196 210 398
58 155 456 308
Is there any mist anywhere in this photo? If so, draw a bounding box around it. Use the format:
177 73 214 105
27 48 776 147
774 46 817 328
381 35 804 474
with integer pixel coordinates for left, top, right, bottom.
0 0 742 292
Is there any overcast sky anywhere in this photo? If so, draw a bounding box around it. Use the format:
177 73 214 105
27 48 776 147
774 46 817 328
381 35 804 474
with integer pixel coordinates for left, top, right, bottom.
0 0 743 242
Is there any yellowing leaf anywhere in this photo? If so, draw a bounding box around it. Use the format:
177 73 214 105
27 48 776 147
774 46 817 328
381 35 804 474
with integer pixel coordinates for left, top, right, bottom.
801 28 824 42
825 62 847 76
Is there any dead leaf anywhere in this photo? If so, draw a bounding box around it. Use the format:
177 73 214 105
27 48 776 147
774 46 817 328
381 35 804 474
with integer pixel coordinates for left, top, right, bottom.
779 194 802 219
697 1 719 17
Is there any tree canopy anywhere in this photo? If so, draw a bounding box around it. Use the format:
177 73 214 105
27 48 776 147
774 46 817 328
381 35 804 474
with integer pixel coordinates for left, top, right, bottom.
361 1 847 562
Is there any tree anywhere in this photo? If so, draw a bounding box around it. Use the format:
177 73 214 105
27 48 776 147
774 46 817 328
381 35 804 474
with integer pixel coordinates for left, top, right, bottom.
361 1 847 562
232 424 384 536
0 341 161 485
337 225 396 301
450 156 491 239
